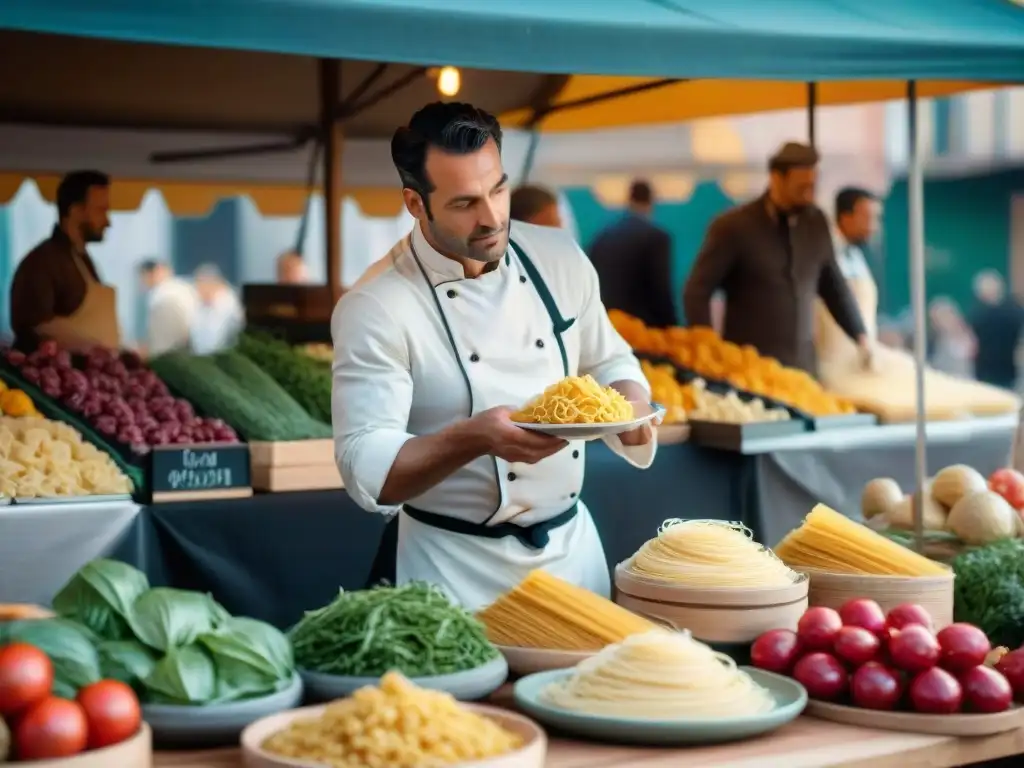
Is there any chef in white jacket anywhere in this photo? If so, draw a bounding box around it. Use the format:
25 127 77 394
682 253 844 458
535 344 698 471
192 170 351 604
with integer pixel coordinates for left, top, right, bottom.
331 102 657 611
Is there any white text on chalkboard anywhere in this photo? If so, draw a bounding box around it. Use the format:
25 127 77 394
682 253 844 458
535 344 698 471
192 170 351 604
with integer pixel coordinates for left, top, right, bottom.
167 468 233 490
181 449 218 469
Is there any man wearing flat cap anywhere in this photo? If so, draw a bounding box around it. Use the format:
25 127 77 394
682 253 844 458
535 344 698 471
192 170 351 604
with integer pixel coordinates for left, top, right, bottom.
683 142 873 374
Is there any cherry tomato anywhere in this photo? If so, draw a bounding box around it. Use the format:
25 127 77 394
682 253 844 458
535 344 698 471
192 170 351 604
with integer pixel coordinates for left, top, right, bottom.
0 642 54 715
15 696 88 760
76 679 142 749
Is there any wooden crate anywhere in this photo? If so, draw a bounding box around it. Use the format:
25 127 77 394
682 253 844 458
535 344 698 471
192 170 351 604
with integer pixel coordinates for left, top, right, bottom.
249 439 343 492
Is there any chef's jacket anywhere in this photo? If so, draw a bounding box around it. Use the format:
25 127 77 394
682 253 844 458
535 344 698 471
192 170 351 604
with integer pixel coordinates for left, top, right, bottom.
191 289 244 355
146 277 199 357
331 220 656 610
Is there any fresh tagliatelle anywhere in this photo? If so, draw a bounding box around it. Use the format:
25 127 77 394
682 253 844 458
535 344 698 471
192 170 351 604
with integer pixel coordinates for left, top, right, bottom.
627 519 800 587
542 630 776 718
511 375 634 424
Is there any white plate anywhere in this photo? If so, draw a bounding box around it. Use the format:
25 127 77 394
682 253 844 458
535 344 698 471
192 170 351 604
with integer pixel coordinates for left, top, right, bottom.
496 645 596 676
512 406 665 442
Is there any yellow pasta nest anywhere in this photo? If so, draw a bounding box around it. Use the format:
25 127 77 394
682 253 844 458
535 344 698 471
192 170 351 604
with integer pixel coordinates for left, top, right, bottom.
261 672 522 768
511 374 634 424
0 416 132 498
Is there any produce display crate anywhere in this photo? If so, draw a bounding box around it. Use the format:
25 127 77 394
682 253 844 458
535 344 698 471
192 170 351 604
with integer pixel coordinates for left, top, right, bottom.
688 418 807 452
0 363 145 493
146 442 254 503
243 283 334 345
249 439 343 492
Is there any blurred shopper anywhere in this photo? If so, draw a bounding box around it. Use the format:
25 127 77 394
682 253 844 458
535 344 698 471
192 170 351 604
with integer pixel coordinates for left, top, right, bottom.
928 297 975 379
684 143 872 374
833 187 879 281
587 180 678 329
968 270 1024 389
510 184 563 228
138 259 198 358
191 264 245 355
277 250 310 284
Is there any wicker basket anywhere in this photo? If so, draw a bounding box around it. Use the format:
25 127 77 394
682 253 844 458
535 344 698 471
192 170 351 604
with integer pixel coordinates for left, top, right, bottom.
801 568 955 629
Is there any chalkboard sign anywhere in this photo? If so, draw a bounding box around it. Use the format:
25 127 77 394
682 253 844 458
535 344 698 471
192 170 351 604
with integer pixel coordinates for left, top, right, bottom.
147 443 253 503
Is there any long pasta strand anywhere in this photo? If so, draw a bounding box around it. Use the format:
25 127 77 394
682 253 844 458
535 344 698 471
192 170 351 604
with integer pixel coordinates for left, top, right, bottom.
476 570 657 650
775 504 949 576
542 630 776 718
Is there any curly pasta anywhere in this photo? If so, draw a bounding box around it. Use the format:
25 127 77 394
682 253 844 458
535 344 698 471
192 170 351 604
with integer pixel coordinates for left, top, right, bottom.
511 375 634 425
261 672 522 768
0 416 132 498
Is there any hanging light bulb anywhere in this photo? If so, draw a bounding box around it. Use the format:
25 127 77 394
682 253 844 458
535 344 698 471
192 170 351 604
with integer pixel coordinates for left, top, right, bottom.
437 66 461 98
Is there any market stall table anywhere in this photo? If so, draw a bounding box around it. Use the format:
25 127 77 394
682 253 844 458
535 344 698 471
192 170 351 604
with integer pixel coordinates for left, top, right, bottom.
151 714 1024 768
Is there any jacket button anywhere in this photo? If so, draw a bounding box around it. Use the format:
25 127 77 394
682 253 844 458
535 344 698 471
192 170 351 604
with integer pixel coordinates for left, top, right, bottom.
446 289 457 298
469 353 480 363
507 472 517 481
519 275 527 284
535 339 545 348
570 492 577 498
572 450 579 459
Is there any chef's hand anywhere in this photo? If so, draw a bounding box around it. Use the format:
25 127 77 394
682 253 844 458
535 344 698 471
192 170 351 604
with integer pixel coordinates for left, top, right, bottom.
618 400 658 447
857 334 878 373
470 407 568 464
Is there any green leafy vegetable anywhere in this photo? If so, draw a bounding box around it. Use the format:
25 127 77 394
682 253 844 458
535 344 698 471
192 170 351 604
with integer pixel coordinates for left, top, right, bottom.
952 538 1024 649
288 583 498 677
237 332 332 422
0 619 101 697
198 617 294 701
129 588 227 652
97 640 158 692
143 644 217 705
51 559 150 641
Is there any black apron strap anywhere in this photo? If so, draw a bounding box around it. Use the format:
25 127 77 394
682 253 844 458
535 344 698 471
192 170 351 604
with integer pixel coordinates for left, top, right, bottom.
510 239 573 377
403 503 578 550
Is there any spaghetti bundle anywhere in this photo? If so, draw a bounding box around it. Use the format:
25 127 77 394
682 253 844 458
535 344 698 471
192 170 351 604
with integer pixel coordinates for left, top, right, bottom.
775 503 949 576
627 519 800 587
511 374 634 424
476 570 657 650
542 630 776 718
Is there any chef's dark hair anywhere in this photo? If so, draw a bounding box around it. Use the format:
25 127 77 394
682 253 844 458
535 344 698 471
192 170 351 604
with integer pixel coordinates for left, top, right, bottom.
768 143 819 174
138 259 165 275
629 180 653 205
835 187 876 219
391 102 503 218
56 170 110 219
510 185 558 222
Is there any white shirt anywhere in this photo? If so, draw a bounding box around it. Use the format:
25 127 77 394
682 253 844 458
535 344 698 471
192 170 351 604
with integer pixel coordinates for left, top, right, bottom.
146 278 199 357
331 220 656 609
833 233 872 281
191 290 245 355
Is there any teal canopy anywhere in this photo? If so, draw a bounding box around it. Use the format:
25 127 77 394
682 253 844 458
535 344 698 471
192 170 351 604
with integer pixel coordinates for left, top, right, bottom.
1 0 1023 80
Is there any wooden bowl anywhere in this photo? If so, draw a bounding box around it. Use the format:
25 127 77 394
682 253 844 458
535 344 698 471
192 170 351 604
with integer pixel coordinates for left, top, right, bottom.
806 700 1024 737
614 564 809 644
241 703 546 768
495 645 595 676
26 723 151 768
798 568 954 629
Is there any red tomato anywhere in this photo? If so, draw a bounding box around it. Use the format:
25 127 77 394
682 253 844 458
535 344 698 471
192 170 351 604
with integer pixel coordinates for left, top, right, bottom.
15 696 88 760
76 679 142 749
0 642 54 715
989 468 1024 509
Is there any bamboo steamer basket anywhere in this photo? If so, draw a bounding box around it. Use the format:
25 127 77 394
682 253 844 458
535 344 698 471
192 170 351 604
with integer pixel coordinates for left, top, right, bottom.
613 563 809 644
799 568 955 629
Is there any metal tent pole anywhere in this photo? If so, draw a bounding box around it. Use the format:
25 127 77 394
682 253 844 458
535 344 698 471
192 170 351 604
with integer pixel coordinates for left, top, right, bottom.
907 80 928 553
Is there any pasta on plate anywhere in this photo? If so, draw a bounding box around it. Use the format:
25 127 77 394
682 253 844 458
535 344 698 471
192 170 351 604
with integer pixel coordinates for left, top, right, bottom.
511 375 634 425
0 416 132 498
262 672 521 768
542 629 776 718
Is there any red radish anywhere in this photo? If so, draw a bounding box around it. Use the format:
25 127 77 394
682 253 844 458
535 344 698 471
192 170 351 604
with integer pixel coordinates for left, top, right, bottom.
886 603 934 632
839 598 887 636
797 607 843 651
889 625 941 672
793 653 848 701
750 629 802 674
989 468 1024 509
995 649 1024 700
960 666 1013 713
851 662 904 710
936 623 991 673
910 667 963 714
833 626 881 667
